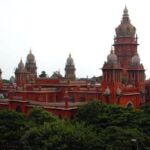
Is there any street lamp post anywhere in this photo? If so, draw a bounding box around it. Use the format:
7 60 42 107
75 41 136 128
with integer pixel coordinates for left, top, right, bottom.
131 139 138 150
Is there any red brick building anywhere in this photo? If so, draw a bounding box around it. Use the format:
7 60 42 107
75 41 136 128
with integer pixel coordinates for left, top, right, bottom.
101 7 145 108
0 7 147 118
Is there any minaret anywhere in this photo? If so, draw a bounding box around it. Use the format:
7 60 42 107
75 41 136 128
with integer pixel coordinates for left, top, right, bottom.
15 59 28 87
25 49 37 83
114 6 138 74
65 53 76 80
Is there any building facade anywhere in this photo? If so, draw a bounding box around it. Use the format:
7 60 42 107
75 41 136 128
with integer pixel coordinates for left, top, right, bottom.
0 7 148 118
101 7 145 108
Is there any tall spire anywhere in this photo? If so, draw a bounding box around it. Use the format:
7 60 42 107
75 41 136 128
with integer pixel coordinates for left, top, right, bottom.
30 48 32 54
121 6 130 24
124 5 128 15
69 53 71 58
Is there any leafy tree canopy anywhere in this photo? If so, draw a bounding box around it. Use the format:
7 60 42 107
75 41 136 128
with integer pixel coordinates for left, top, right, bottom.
39 71 48 78
1 101 150 149
27 107 58 126
0 109 26 149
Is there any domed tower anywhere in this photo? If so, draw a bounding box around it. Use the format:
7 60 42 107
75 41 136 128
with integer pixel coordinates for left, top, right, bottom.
128 52 145 88
101 6 145 107
65 53 76 80
102 48 122 104
114 6 138 75
25 49 37 83
102 48 122 84
15 59 28 87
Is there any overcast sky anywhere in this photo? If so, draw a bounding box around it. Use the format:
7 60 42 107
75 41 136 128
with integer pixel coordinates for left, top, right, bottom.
0 0 150 79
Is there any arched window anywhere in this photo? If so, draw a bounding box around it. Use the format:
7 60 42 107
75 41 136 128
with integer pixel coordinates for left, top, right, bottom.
16 105 22 112
126 102 134 109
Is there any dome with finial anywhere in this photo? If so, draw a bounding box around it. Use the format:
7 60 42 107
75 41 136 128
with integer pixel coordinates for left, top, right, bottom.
107 48 118 64
15 59 26 73
131 53 140 65
27 49 35 63
66 53 74 66
115 6 136 37
18 59 25 70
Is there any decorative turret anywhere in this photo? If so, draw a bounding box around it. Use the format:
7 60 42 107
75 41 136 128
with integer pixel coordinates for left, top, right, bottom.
115 6 136 37
102 47 121 69
15 59 28 87
128 52 145 87
104 87 111 96
15 59 26 73
25 49 37 83
102 48 122 84
116 87 122 96
131 52 140 66
107 49 118 64
102 47 122 104
65 53 76 80
25 49 37 72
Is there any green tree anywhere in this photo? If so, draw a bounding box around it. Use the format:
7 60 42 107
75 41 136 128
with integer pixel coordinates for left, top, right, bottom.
39 71 47 78
50 70 63 79
0 110 26 149
75 100 150 149
75 101 142 129
75 100 105 124
141 103 150 113
103 126 147 150
21 121 104 150
27 107 58 126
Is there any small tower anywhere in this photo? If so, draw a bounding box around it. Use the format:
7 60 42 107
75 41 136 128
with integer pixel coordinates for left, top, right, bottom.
15 59 28 87
102 48 122 104
102 48 122 84
65 53 76 80
128 52 145 88
25 49 37 83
